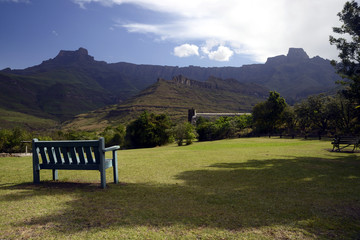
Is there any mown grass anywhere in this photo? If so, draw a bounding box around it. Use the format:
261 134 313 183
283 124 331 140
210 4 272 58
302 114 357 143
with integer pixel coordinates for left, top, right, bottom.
0 137 359 239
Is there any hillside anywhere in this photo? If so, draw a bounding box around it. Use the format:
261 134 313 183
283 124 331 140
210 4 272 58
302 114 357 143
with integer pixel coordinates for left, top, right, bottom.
0 47 340 129
63 75 269 131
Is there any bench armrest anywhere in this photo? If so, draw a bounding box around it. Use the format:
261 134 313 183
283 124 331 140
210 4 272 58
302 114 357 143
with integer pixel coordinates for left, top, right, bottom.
104 145 120 152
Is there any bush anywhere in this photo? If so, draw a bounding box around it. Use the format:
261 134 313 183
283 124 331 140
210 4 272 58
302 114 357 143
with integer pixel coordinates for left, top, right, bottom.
196 115 252 141
0 128 31 153
126 111 173 148
101 124 126 147
173 122 197 146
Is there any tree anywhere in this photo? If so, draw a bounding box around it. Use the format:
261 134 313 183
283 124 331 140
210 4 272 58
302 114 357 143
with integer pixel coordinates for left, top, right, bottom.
294 94 333 138
252 91 287 134
329 0 360 106
101 124 126 147
173 122 197 146
0 128 31 153
126 111 173 148
326 93 358 134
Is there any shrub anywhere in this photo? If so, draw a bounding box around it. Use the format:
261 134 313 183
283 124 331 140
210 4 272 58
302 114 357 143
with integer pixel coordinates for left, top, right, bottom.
126 111 173 148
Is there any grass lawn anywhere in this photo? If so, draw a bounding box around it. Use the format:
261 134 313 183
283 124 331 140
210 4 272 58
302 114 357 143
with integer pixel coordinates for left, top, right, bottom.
0 137 359 239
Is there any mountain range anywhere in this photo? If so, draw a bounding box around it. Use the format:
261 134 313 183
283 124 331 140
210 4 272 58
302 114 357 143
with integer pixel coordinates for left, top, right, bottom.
0 47 340 130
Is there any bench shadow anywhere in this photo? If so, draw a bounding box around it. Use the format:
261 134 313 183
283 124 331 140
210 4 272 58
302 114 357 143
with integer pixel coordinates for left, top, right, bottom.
1 154 360 238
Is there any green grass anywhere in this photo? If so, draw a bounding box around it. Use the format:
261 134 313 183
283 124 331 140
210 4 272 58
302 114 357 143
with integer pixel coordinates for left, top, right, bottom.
1 137 359 239
0 108 59 130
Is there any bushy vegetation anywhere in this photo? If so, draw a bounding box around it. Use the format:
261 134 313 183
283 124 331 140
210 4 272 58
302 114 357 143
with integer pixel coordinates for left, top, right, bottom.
251 91 359 138
0 128 31 153
172 122 197 146
196 115 252 141
125 111 173 148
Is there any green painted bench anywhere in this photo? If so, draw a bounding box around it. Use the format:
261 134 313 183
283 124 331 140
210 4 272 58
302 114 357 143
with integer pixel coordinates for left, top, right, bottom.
331 136 360 152
32 137 120 188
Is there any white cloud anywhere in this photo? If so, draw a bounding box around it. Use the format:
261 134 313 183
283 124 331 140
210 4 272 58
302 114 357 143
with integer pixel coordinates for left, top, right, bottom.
75 0 348 62
173 44 199 58
206 45 234 62
52 30 59 36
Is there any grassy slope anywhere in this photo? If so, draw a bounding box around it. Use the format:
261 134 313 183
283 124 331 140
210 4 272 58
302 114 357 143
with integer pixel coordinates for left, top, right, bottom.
63 79 266 131
0 108 58 130
1 138 359 239
0 69 113 123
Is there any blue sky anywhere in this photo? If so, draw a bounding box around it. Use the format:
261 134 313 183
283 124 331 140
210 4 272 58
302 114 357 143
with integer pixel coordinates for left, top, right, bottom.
0 0 348 70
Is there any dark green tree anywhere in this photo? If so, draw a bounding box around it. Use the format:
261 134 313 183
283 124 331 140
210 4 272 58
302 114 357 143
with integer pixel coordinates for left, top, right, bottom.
126 111 172 148
0 128 31 153
294 94 333 138
329 0 360 107
252 91 287 134
101 124 126 147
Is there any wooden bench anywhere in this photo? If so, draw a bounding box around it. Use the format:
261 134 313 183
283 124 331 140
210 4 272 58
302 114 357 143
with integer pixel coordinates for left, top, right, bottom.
32 137 120 188
331 136 359 152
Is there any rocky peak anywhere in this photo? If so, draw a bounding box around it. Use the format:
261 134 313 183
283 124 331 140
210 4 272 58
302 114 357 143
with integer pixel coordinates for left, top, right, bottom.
54 47 94 63
265 48 309 65
287 48 309 60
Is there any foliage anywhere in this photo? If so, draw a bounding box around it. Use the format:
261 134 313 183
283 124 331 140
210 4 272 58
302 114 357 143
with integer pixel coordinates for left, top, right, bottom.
101 124 126 147
330 0 360 113
293 93 359 136
294 94 333 136
126 111 173 148
0 128 31 153
57 130 99 140
252 91 287 134
196 115 252 141
330 0 360 79
172 122 197 146
322 93 359 134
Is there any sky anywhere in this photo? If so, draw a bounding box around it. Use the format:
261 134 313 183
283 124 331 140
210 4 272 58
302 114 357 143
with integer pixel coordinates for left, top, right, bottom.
0 0 350 70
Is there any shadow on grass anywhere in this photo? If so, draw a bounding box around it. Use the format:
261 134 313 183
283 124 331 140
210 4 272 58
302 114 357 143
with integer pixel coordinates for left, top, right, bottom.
1 154 360 239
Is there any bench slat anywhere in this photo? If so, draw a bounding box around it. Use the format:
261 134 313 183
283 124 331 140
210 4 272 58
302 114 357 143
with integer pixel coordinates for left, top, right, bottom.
77 147 86 164
39 147 49 164
36 141 99 148
40 164 100 170
93 147 100 164
61 147 70 164
84 146 94 164
54 147 63 164
69 147 79 164
47 147 56 164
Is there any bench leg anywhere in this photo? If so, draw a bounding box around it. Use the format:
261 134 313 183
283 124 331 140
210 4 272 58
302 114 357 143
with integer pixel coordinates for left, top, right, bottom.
112 151 119 184
33 168 40 183
52 169 58 181
100 169 106 189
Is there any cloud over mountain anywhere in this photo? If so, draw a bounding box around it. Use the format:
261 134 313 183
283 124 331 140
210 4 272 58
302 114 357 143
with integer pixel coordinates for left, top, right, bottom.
174 44 199 58
74 0 346 63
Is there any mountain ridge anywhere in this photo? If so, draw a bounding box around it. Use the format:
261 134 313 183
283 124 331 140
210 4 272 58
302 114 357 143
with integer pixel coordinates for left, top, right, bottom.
0 47 341 129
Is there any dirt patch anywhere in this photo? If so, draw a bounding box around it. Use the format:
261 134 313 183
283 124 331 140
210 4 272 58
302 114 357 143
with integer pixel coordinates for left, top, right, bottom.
0 153 32 157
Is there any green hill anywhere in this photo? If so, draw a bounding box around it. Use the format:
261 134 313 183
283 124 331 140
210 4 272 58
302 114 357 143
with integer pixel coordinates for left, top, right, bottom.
63 75 269 131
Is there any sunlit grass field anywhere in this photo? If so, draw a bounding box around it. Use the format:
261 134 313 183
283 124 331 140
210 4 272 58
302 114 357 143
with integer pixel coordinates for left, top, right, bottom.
1 137 359 239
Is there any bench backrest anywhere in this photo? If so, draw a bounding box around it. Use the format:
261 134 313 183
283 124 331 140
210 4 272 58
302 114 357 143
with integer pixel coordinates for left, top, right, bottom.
33 138 104 165
336 136 359 143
